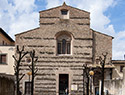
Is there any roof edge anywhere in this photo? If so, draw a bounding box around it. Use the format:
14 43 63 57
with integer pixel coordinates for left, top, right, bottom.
39 2 90 14
112 60 125 64
91 29 114 39
15 27 40 36
0 73 15 80
0 28 15 42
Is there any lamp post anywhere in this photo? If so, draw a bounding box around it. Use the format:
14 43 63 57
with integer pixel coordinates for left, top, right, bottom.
100 59 105 95
27 72 32 95
89 70 94 95
83 64 94 95
27 72 32 82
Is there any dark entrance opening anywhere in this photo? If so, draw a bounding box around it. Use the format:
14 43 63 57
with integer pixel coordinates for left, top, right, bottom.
25 81 31 95
59 74 69 95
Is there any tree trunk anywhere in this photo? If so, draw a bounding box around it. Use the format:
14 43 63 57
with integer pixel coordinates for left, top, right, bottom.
87 76 89 95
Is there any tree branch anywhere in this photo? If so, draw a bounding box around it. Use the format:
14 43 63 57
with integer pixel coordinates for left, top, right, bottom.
19 74 25 82
34 57 38 62
16 45 19 53
29 65 32 70
34 68 38 75
20 51 29 60
34 69 38 77
12 55 18 62
21 46 24 52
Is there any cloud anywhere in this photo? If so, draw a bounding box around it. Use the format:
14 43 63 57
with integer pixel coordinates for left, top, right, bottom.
46 0 62 9
0 0 39 38
9 12 39 38
13 0 36 14
113 31 125 59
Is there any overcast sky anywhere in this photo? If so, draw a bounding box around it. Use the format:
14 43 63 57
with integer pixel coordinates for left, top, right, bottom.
0 0 125 60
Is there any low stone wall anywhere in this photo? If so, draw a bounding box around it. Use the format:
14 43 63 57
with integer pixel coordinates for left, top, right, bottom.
104 68 125 95
104 79 123 95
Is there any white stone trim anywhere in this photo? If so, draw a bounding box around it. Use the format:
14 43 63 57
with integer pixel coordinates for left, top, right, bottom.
55 69 72 95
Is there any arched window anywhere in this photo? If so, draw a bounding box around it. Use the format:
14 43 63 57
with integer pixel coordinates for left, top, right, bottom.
57 34 71 54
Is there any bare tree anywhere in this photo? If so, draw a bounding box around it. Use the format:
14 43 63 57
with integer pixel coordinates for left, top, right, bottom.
83 64 92 95
13 46 29 95
96 52 108 95
29 50 38 95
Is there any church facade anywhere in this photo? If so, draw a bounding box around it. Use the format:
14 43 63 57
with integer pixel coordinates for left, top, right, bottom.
15 3 113 95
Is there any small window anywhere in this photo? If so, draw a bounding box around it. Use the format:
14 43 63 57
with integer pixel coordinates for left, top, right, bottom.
61 10 68 15
60 9 69 19
0 54 7 64
25 82 31 94
3 41 4 45
120 66 124 72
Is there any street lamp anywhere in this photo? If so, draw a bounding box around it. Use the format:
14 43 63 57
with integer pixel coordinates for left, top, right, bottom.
27 72 32 81
89 70 94 76
89 70 94 95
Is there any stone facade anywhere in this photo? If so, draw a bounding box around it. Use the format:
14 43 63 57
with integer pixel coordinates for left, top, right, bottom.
15 3 113 95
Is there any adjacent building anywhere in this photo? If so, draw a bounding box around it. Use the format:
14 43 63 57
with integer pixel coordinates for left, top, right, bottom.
112 60 125 79
15 3 115 95
0 28 15 75
0 28 15 95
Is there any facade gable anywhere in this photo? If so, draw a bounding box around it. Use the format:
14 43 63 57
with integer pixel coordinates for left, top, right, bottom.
39 3 90 27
